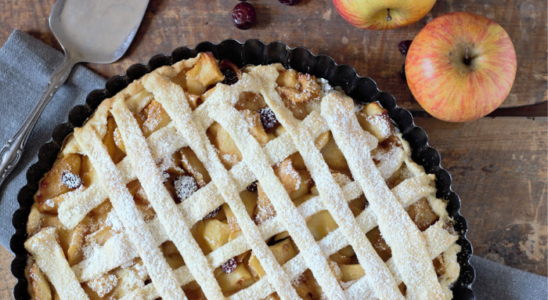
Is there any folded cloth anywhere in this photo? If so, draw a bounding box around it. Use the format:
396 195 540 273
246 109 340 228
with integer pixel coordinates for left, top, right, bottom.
0 29 546 299
471 256 547 300
0 30 105 245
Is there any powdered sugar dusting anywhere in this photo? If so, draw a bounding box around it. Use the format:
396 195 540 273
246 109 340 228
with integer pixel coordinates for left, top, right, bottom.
340 279 357 289
210 96 345 298
160 69 307 298
24 228 90 299
157 155 184 183
366 114 391 140
105 211 124 232
318 78 333 98
44 198 55 208
87 274 118 297
134 262 148 279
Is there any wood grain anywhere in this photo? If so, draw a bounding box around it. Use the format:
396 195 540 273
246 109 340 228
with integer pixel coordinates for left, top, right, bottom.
0 0 546 110
0 247 15 300
415 117 548 276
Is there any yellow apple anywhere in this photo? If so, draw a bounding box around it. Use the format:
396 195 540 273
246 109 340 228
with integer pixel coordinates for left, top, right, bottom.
332 0 437 30
405 12 517 122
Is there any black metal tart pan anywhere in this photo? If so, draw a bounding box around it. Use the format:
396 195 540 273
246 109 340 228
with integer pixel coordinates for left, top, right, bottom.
10 39 475 300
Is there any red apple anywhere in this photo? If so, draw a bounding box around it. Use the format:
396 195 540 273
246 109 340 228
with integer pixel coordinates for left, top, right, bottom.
332 0 437 30
405 12 517 122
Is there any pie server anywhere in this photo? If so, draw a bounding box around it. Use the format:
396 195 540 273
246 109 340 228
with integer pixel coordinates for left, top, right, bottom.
0 0 149 188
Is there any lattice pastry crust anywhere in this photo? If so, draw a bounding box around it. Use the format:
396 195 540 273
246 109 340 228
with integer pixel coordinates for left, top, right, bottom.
24 52 461 300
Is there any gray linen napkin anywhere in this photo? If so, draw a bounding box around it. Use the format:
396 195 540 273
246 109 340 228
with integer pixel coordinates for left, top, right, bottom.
0 30 105 243
471 256 547 299
0 29 546 299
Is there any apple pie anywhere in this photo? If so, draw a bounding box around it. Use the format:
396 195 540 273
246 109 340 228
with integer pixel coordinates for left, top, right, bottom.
24 52 461 300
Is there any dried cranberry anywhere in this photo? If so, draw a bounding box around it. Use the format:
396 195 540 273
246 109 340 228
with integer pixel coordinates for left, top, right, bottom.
174 175 198 203
232 2 256 30
279 0 301 5
398 40 413 56
221 257 238 273
258 107 278 130
247 181 258 192
219 60 241 85
61 172 82 189
221 67 239 85
203 206 221 220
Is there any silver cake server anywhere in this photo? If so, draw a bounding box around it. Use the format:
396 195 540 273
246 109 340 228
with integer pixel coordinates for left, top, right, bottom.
0 0 149 187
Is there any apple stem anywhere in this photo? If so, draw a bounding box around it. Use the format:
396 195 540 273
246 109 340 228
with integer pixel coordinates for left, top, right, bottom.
464 47 471 65
386 8 392 22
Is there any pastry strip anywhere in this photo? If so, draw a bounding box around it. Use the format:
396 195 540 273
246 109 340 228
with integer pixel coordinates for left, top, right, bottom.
322 92 445 300
258 76 404 300
58 123 187 229
74 126 186 300
24 228 90 300
345 221 459 299
111 96 224 299
57 98 325 230
143 71 300 299
211 99 346 299
72 233 137 282
73 170 442 285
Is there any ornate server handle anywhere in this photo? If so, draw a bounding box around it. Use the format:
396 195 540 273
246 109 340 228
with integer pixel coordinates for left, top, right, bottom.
0 55 77 188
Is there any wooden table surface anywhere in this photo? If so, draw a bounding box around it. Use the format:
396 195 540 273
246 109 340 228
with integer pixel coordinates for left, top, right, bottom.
0 0 546 298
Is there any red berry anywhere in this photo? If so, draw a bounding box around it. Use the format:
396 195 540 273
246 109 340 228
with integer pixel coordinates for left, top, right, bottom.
221 257 238 273
61 172 82 189
398 40 413 56
232 2 256 30
219 60 241 85
247 181 258 192
203 206 221 220
258 107 278 129
221 67 238 85
279 0 301 5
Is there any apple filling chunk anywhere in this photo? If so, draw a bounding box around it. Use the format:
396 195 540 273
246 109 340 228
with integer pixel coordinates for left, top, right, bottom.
406 198 439 231
356 102 394 143
191 219 230 255
207 122 242 170
180 147 211 188
140 99 172 138
248 238 299 279
306 210 338 241
185 52 225 95
366 227 392 262
215 263 255 296
275 68 322 120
